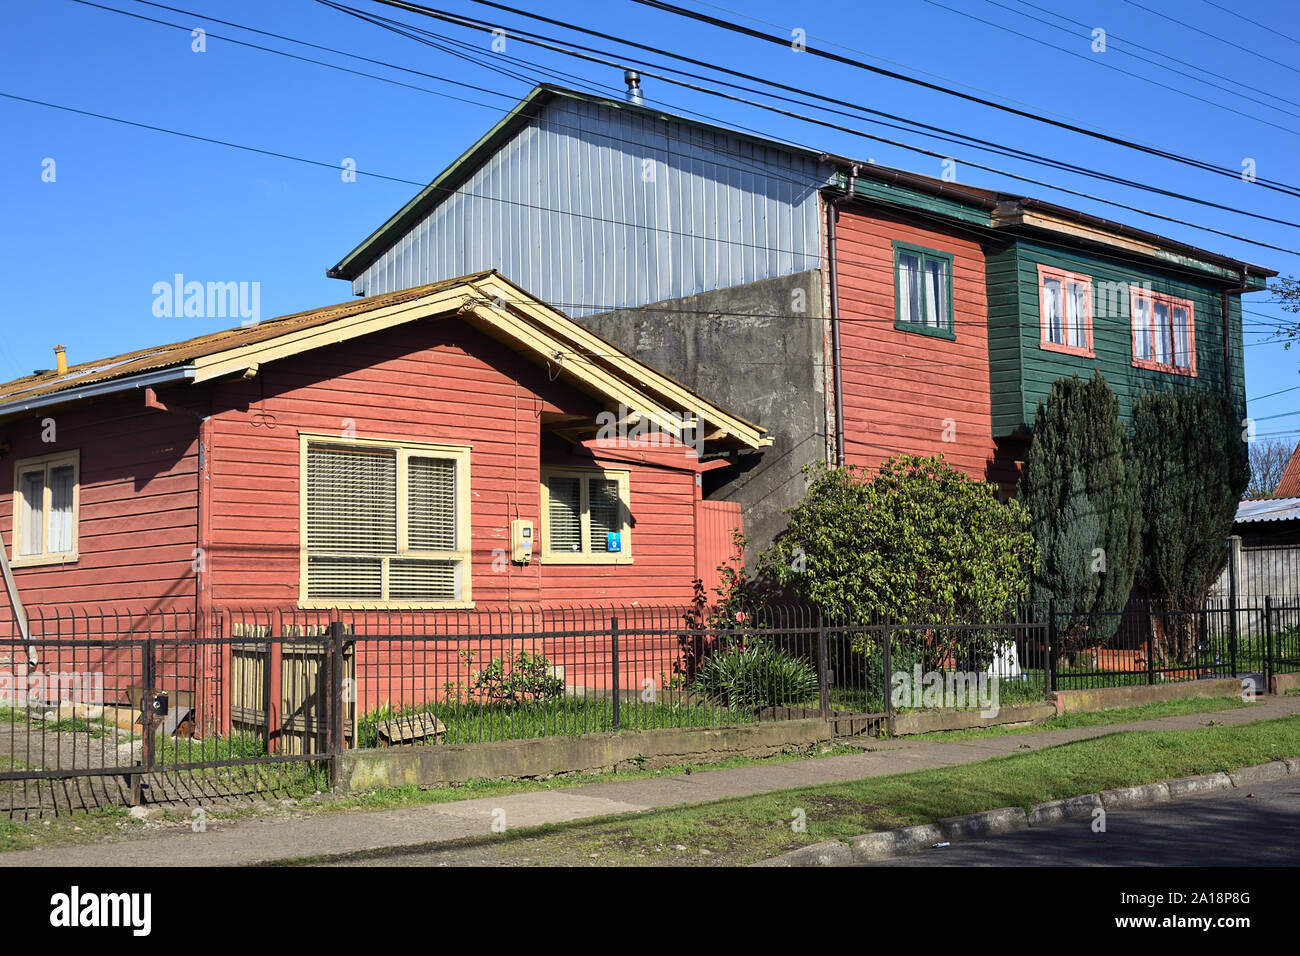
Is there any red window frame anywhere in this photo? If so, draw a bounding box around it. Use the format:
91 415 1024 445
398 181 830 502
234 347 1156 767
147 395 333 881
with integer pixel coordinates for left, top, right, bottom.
1130 286 1197 377
1037 264 1094 358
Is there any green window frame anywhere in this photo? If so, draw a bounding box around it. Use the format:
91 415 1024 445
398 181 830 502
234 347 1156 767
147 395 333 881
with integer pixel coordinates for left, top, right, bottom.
892 241 956 340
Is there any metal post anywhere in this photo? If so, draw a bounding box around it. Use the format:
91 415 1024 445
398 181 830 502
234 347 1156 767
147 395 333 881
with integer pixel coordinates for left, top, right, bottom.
882 614 894 719
611 614 621 731
1228 539 1240 677
1046 600 1056 697
133 638 155 806
328 620 345 787
1146 600 1157 686
1265 596 1274 695
816 613 830 721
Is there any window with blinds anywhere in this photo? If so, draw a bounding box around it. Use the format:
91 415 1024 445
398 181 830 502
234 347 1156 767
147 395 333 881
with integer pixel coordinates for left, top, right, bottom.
11 451 79 565
541 468 630 562
303 439 469 604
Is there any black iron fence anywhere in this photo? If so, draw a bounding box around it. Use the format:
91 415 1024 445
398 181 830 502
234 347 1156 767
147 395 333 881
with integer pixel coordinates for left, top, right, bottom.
1 599 1293 817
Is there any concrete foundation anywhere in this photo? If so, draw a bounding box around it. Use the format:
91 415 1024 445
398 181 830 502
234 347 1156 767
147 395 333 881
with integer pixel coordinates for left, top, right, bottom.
1049 678 1243 715
336 718 835 793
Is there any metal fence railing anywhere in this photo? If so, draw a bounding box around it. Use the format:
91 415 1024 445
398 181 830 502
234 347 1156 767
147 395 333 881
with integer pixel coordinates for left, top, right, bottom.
1 599 1292 817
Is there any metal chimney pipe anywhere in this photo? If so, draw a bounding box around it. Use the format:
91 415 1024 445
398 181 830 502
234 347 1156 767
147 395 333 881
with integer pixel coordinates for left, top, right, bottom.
624 70 643 105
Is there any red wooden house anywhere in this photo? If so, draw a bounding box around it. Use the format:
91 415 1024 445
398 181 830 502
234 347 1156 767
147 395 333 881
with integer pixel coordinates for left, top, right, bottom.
0 272 767 731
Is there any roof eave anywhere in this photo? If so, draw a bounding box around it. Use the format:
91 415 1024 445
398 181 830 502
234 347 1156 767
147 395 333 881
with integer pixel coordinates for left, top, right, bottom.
0 365 196 421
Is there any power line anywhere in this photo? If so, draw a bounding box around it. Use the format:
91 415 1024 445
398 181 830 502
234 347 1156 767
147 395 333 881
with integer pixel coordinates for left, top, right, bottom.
98 0 1300 259
994 0 1300 120
1196 0 1300 48
451 0 1300 209
922 0 1300 134
23 5 1292 314
623 0 1300 194
332 0 1300 250
1123 0 1300 77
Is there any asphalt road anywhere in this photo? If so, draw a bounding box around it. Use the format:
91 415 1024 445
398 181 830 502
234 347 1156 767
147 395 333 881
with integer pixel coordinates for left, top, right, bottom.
865 776 1300 866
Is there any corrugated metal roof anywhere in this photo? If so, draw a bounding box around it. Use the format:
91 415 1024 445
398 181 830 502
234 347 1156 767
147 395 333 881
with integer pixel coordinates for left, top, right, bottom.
1272 442 1300 497
0 274 488 407
0 270 770 450
330 83 1275 286
1236 497 1300 523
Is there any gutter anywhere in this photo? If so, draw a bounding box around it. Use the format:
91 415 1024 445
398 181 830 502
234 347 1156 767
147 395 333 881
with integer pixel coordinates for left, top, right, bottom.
0 366 196 419
818 152 1000 211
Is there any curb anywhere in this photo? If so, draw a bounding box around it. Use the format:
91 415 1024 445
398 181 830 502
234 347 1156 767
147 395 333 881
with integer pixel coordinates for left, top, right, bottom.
755 756 1300 867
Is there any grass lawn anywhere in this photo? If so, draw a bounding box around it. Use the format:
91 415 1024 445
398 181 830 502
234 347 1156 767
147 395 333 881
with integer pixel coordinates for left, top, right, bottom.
330 714 1300 867
0 742 860 852
904 695 1251 741
355 696 754 747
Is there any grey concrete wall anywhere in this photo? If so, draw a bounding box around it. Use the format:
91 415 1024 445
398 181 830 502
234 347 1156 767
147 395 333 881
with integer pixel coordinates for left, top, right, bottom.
337 719 835 793
580 270 828 561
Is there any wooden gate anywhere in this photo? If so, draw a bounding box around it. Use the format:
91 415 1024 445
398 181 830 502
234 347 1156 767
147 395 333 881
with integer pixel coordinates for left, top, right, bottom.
229 623 355 755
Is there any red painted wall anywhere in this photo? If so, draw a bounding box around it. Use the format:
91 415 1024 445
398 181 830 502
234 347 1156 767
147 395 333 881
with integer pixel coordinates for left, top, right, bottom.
205 318 704 610
834 204 996 479
0 393 200 618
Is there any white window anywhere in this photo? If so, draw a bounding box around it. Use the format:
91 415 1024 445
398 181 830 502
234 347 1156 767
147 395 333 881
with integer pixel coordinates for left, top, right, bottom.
894 242 954 337
11 450 79 566
540 467 631 564
300 436 470 605
1038 265 1092 355
1131 287 1196 375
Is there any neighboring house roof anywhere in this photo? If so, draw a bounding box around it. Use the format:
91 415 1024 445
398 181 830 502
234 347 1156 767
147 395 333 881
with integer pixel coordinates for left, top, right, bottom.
1236 497 1300 524
1273 442 1300 498
330 83 1275 287
0 271 770 451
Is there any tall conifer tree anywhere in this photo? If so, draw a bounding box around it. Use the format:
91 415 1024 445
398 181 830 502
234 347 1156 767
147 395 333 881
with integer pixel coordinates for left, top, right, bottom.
1020 372 1141 651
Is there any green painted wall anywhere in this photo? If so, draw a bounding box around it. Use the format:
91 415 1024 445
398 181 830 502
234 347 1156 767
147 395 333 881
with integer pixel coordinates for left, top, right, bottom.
986 237 1247 437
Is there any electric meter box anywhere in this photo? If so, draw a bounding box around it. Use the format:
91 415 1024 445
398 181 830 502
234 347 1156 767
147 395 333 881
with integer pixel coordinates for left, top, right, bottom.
511 519 534 564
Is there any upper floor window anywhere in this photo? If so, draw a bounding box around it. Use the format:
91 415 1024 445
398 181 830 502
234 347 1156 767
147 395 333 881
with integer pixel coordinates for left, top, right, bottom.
11 450 79 566
540 466 631 564
893 241 955 340
301 435 471 606
1038 265 1093 357
1131 287 1196 375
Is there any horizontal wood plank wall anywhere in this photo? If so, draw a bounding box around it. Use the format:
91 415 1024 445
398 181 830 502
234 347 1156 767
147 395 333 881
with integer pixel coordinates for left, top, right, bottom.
834 205 995 479
0 393 200 618
1004 240 1244 430
207 318 700 610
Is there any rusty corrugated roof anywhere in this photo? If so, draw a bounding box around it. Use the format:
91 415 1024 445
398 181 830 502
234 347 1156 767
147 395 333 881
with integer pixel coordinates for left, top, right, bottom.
0 272 492 407
1273 442 1300 498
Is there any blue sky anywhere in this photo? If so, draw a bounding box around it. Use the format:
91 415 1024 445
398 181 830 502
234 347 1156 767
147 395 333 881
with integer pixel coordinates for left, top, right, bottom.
3 0 1299 437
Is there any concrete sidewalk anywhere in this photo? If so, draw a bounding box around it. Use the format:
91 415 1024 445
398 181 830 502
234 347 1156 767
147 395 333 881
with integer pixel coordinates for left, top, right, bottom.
4 694 1297 867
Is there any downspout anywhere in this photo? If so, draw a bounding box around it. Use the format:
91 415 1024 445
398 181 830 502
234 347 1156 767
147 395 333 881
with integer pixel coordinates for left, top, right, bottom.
826 166 858 468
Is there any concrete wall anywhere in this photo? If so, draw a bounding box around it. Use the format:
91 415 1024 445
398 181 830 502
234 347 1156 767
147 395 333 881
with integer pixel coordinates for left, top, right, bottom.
580 270 828 561
1050 678 1242 715
336 719 835 792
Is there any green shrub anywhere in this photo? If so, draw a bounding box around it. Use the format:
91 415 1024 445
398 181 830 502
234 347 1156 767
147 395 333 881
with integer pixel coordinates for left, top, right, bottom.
471 650 565 706
693 640 819 710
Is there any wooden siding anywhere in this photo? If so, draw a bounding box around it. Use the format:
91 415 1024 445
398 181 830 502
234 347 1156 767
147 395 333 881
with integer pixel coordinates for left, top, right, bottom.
0 394 200 617
206 319 702 609
986 238 1247 436
834 205 996 479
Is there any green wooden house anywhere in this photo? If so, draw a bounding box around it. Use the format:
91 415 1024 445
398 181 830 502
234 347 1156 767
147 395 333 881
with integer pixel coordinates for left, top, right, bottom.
825 166 1273 490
